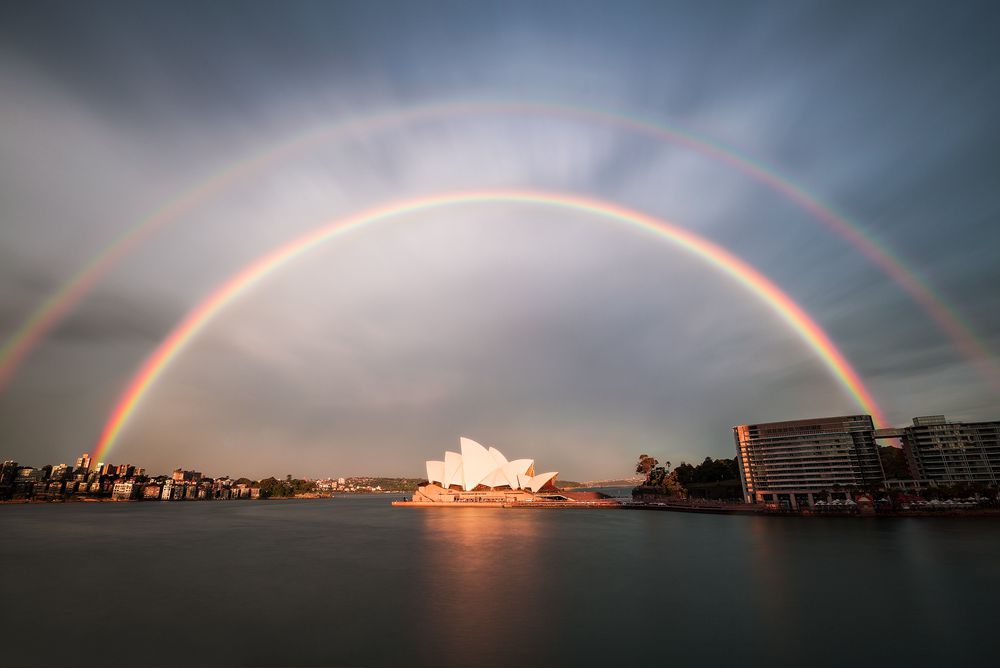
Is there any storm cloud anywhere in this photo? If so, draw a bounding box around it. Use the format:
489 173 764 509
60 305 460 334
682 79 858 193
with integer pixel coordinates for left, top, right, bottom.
1 0 998 479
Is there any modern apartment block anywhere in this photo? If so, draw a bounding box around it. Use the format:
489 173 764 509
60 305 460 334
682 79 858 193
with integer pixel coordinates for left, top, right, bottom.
887 416 1000 486
734 415 884 508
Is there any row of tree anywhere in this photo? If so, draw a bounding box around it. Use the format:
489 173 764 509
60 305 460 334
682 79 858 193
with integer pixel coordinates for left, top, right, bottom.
637 447 912 488
636 454 739 487
255 475 317 498
635 454 739 496
674 457 738 485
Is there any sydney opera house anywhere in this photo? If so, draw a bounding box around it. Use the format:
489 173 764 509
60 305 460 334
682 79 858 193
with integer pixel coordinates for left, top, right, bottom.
406 437 562 504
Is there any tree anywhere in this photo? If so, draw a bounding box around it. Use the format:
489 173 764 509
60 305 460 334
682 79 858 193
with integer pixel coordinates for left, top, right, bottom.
647 466 668 486
650 466 685 497
674 462 696 486
878 446 911 479
635 454 658 479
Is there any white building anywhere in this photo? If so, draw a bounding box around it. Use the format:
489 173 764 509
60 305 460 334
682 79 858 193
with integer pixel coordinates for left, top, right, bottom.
424 437 558 493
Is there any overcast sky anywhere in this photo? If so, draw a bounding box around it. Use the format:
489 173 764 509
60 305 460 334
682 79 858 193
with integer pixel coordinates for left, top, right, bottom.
1 0 998 480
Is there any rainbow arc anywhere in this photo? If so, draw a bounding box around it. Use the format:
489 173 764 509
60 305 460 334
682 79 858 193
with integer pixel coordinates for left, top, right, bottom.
1 100 996 395
93 190 887 462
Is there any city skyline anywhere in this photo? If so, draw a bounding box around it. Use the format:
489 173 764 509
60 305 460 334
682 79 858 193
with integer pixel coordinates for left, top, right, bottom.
1 1 999 479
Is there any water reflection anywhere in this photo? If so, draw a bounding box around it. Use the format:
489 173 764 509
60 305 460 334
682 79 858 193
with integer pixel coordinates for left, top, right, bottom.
412 510 547 664
3 500 1000 667
739 516 1000 665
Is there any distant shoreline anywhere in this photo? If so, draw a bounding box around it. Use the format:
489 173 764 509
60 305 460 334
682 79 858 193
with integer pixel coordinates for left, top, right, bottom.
0 492 407 505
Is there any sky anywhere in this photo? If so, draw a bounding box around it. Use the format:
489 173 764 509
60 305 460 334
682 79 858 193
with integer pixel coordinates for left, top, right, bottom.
1 0 999 480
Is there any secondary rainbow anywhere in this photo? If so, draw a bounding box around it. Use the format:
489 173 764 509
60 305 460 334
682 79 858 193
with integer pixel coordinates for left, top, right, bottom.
92 190 887 462
4 100 996 394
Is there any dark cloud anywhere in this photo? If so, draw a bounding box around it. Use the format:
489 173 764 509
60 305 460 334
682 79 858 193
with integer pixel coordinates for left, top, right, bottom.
1 0 999 477
48 292 176 345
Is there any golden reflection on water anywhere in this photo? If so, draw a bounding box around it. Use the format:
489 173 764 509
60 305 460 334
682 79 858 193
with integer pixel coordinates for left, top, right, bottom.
745 516 788 607
744 516 798 656
413 509 547 663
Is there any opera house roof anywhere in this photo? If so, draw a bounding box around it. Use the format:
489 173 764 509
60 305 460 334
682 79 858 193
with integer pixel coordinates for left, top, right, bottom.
425 438 559 493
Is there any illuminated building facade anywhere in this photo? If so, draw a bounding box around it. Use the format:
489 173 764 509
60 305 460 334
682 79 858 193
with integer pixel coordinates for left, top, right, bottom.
75 453 92 472
734 415 883 508
892 416 1000 486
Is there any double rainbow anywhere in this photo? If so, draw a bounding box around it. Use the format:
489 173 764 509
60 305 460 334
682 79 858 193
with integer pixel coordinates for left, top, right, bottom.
2 100 996 395
92 190 887 462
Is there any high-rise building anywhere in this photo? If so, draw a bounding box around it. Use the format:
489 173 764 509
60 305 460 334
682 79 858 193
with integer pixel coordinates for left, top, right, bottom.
891 416 1000 486
50 464 73 481
75 453 92 472
734 414 884 508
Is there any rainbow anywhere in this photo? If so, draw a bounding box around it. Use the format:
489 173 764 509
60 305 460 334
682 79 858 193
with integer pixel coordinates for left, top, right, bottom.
92 190 887 462
4 100 994 393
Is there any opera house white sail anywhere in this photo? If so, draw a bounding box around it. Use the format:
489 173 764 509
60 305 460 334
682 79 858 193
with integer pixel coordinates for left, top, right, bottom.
424 437 559 493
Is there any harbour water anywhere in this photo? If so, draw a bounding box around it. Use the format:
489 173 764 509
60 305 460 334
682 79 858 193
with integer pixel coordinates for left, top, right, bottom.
2 496 998 667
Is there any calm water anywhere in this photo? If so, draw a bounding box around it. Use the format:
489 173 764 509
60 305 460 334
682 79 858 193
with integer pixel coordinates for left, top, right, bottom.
2 497 999 667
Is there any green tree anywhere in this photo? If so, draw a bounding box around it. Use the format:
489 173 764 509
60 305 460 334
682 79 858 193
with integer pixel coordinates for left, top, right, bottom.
878 446 911 479
647 466 667 486
257 477 280 497
674 462 696 486
635 454 658 480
